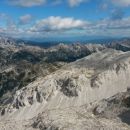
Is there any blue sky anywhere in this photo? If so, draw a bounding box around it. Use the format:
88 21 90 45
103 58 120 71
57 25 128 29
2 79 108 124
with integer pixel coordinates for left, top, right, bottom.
0 0 130 40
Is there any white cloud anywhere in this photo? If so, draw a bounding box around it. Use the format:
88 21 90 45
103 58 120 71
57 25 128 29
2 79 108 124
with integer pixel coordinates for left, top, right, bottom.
30 16 130 37
68 0 88 7
111 0 130 7
87 17 130 37
19 14 32 25
30 16 88 32
7 0 130 8
95 17 130 30
1 15 130 38
8 0 89 8
51 0 62 6
10 0 46 7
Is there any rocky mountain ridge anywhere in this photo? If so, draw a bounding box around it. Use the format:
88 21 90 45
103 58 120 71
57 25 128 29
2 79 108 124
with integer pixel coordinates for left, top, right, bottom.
0 37 130 130
0 37 106 111
107 39 130 52
0 48 130 129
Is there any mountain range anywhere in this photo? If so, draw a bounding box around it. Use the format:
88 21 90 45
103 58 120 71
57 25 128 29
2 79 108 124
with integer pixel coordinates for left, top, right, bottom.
0 36 130 130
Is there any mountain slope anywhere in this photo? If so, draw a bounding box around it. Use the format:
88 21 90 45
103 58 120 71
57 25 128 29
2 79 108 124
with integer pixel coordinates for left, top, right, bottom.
107 39 130 52
0 37 107 108
0 49 130 129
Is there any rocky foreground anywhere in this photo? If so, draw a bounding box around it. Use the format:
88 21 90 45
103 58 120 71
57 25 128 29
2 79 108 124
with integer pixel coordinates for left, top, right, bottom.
0 37 130 130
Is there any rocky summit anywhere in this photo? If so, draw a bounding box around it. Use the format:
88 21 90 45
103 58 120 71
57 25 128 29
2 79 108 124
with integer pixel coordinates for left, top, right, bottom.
0 37 130 130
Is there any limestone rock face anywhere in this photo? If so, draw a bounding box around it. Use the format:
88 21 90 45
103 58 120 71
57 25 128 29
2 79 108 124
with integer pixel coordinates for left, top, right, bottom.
1 49 130 130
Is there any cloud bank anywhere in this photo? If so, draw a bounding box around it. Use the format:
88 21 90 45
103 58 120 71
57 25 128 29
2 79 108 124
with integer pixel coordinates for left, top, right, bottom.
1 14 130 38
112 0 130 7
9 0 46 7
30 16 88 32
8 0 88 7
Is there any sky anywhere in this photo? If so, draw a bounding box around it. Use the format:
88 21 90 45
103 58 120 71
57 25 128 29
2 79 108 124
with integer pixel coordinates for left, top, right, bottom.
0 0 130 41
